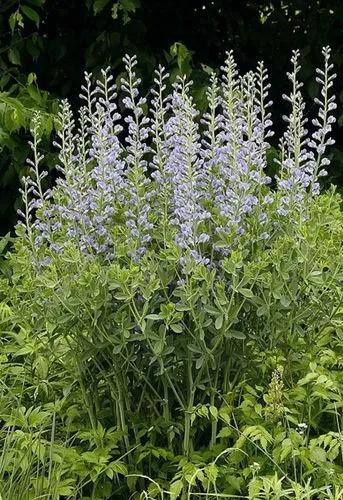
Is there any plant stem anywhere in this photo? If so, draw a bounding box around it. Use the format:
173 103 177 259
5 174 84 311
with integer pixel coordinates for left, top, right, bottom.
183 351 194 457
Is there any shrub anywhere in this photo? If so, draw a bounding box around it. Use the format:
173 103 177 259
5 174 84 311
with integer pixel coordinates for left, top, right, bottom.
0 47 342 499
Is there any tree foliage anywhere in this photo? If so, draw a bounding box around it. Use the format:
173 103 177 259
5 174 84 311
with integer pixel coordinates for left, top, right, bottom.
0 0 343 232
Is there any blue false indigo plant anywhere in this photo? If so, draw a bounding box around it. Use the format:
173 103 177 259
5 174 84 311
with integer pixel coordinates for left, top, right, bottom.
18 47 336 264
4 47 343 497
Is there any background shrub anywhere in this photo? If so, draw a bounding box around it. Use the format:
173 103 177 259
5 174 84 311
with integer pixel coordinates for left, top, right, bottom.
0 1 343 232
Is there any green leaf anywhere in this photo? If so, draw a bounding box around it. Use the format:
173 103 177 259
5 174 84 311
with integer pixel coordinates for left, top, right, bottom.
9 11 24 31
9 14 16 32
309 447 327 464
127 474 138 491
217 427 231 438
170 42 192 72
34 356 49 379
209 406 218 420
56 484 75 496
197 405 209 418
14 346 35 356
153 339 164 356
26 37 41 59
170 323 183 333
0 233 10 254
195 355 205 369
93 0 111 14
280 295 291 307
201 63 214 75
308 270 323 284
204 463 218 483
204 304 220 315
121 0 140 13
257 305 268 317
215 314 223 330
175 304 191 312
27 72 37 85
226 330 246 340
298 372 318 386
187 343 202 354
238 288 254 298
112 3 119 18
145 314 161 320
114 292 130 300
8 48 21 66
170 480 183 500
219 407 231 424
0 302 13 322
21 5 40 26
109 460 128 475
28 408 50 427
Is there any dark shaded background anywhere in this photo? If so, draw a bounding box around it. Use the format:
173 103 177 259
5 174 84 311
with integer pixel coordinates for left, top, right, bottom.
0 0 342 233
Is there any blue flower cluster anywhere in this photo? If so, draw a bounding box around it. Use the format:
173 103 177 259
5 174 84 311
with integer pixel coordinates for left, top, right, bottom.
19 48 336 265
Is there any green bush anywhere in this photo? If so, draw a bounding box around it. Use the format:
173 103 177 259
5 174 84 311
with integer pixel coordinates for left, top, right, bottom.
0 50 343 499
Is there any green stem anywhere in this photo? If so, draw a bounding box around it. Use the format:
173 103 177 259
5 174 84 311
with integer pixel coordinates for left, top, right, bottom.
109 377 131 458
78 366 97 433
183 352 194 457
162 379 173 452
209 370 219 450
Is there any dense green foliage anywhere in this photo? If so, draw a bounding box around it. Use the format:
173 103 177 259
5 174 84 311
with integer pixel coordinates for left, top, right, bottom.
1 0 343 231
0 47 343 498
2 190 343 499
